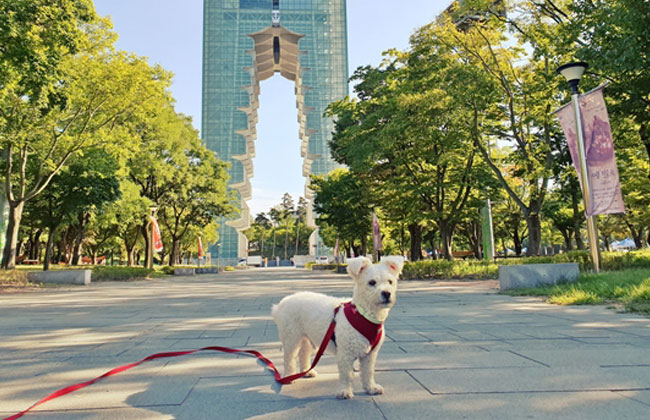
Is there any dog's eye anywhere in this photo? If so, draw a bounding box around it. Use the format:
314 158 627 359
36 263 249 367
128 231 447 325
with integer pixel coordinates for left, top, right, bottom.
388 280 393 285
368 280 376 286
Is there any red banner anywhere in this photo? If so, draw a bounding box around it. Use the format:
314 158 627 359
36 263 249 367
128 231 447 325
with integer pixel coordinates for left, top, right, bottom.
150 216 163 253
555 86 625 216
197 236 204 258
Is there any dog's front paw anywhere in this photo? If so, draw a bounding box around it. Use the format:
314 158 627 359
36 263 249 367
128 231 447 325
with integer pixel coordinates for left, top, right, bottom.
365 384 384 395
336 389 354 399
304 369 318 378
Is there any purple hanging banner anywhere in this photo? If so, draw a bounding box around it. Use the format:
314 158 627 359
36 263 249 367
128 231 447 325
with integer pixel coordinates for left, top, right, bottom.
555 86 625 216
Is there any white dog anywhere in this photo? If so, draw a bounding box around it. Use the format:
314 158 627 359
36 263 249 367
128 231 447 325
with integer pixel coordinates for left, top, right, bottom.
271 256 404 399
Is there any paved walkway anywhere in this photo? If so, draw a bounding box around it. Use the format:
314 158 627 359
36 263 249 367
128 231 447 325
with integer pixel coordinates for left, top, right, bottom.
1 268 649 419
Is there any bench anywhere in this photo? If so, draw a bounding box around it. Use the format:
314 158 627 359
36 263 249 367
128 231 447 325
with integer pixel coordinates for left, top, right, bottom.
452 251 474 260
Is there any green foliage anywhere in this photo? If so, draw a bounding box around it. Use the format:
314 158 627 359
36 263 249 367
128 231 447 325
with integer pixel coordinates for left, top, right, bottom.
91 266 154 282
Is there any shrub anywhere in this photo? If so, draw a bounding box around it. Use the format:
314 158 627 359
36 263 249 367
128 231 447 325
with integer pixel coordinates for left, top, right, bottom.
402 259 498 280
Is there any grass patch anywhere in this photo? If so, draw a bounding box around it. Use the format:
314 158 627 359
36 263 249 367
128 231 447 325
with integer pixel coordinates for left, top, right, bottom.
0 270 39 291
504 268 650 315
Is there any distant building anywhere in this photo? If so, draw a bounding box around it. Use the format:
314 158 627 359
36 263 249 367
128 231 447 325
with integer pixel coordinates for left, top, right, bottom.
202 0 348 265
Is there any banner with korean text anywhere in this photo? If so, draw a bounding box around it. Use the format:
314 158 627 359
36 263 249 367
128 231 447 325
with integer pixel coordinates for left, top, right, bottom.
555 86 625 216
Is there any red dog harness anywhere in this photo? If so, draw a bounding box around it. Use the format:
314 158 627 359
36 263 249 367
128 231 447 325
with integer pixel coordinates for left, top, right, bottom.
342 301 384 351
5 301 384 420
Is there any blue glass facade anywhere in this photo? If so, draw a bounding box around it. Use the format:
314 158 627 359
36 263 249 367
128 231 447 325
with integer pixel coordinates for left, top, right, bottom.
202 0 348 265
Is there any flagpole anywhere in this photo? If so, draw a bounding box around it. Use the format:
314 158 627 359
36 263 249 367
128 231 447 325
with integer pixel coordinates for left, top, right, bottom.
558 62 600 273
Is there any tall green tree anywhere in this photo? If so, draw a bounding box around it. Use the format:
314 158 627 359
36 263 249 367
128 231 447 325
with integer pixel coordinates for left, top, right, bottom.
157 116 233 266
429 4 569 256
311 169 373 256
26 148 120 270
1 42 171 268
1 0 99 268
569 0 650 178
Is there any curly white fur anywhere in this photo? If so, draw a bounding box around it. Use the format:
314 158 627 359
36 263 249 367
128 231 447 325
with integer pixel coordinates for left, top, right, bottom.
272 256 404 399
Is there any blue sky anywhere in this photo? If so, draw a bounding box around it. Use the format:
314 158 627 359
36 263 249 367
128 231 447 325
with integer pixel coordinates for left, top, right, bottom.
93 0 450 216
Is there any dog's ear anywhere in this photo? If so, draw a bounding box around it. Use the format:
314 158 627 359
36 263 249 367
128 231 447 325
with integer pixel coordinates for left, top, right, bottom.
381 256 405 277
347 257 372 278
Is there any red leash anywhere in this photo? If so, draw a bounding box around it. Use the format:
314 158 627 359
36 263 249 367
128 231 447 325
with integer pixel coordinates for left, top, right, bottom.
3 309 339 420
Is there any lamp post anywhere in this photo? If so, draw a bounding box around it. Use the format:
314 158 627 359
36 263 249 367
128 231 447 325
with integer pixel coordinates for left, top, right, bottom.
556 62 600 273
148 205 158 269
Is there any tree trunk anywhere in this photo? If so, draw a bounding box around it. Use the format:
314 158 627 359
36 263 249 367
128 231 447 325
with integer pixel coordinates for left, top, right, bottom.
571 186 585 250
526 213 542 256
628 224 643 249
408 223 423 262
467 221 482 259
639 123 650 181
361 235 368 257
602 234 610 252
168 238 180 267
127 247 135 266
142 223 151 268
294 222 300 256
561 229 573 251
271 229 276 259
1 200 25 270
439 221 454 261
29 229 42 260
284 227 289 260
43 225 57 271
71 213 88 265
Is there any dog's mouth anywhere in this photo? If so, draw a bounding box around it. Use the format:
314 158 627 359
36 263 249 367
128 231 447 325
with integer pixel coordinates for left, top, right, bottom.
380 297 393 306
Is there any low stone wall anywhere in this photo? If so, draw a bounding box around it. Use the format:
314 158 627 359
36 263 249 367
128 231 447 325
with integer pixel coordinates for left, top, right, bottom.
174 267 220 276
312 264 336 271
195 267 219 274
499 263 579 291
173 268 195 276
27 270 91 285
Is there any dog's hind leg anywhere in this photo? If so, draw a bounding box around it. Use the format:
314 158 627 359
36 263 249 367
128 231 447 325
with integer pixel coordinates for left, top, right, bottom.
298 338 317 377
279 329 302 379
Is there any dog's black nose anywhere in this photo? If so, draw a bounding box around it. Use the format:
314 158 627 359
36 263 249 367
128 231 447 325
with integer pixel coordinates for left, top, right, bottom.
381 291 391 301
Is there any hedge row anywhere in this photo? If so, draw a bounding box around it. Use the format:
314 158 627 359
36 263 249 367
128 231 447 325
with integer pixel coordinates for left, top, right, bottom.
401 250 650 280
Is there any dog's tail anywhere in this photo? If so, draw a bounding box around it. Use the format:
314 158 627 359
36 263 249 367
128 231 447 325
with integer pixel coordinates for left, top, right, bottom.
271 303 279 321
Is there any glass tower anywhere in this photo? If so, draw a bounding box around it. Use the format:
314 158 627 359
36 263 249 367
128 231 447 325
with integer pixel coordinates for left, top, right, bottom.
202 0 348 265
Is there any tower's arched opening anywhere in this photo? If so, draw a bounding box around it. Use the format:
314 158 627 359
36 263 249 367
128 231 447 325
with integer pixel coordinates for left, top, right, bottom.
252 75 304 217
